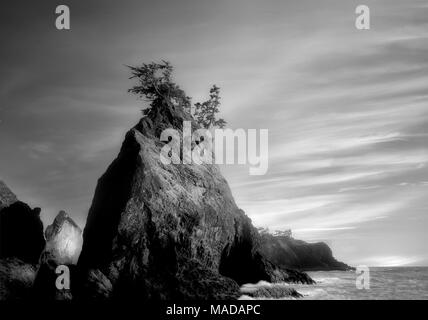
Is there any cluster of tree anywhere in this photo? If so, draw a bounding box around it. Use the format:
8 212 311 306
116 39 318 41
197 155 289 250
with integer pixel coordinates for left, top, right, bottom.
128 61 226 129
257 227 270 235
272 229 292 238
257 227 292 238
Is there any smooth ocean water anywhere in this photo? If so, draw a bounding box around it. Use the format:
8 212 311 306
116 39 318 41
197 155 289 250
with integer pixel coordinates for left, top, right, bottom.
241 267 428 300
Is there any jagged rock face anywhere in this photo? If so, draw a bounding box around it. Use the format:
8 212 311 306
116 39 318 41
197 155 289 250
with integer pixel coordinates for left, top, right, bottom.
259 233 353 271
0 201 45 264
0 180 18 211
34 211 82 300
78 101 311 300
43 211 83 265
74 268 112 300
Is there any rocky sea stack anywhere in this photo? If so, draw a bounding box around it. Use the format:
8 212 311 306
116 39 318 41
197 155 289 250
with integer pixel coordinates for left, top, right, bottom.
77 96 313 300
34 211 83 300
43 210 83 266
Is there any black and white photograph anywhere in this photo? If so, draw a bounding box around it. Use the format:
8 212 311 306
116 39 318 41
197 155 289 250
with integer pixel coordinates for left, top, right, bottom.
0 0 427 316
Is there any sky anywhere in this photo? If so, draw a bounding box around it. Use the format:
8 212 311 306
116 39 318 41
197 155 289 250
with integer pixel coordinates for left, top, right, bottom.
1 0 427 267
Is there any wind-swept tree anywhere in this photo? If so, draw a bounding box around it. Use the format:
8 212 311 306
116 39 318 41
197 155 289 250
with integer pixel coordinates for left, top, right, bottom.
193 85 226 129
128 61 226 127
128 60 191 115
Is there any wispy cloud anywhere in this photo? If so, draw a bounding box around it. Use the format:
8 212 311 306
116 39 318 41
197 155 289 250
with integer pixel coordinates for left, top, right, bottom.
219 0 428 266
20 142 55 159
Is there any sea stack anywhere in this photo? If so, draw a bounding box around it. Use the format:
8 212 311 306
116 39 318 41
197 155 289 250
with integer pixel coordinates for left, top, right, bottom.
43 210 83 265
35 211 82 300
77 96 313 300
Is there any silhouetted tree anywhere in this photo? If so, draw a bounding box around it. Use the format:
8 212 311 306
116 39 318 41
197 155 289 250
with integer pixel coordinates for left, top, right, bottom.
128 61 226 127
194 85 226 129
128 60 191 115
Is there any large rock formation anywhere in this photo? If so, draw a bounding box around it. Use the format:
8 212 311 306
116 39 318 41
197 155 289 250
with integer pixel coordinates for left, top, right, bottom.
259 232 352 271
77 99 313 300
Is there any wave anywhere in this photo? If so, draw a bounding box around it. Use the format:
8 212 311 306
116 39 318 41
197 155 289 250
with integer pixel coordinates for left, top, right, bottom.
311 277 342 284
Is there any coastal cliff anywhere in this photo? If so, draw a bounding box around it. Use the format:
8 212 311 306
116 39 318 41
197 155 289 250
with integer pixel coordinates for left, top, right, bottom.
259 231 352 271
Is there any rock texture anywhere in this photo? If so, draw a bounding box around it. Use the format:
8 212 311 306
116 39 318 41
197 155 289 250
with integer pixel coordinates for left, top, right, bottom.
34 211 83 300
77 98 313 300
0 180 17 210
259 233 353 271
43 210 83 265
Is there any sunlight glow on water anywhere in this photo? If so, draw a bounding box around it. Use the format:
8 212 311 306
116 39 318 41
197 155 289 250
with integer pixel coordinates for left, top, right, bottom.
298 267 428 300
241 267 428 300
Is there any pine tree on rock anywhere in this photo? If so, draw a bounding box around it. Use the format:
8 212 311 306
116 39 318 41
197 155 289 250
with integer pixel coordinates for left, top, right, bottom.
194 85 226 129
128 61 192 115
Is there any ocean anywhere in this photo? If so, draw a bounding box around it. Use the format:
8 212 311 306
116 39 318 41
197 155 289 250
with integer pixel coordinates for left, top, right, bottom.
241 267 428 300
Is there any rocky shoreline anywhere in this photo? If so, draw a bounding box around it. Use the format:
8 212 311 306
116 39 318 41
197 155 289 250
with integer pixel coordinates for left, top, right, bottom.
0 79 350 301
